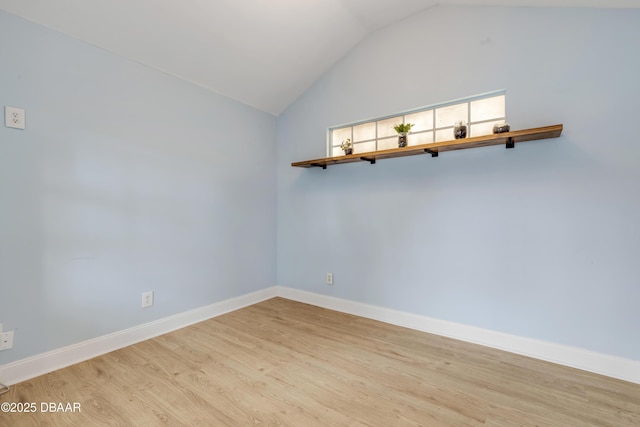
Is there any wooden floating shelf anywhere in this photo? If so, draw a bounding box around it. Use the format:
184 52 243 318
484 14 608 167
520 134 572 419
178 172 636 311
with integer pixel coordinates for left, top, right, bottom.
292 124 563 169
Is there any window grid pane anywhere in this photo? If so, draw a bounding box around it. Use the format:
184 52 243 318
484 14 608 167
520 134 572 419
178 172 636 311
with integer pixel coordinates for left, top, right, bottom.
353 122 376 142
406 110 433 132
435 128 455 142
470 95 505 123
353 140 376 154
332 127 352 151
377 137 398 151
470 120 504 137
435 104 468 129
377 116 403 139
407 131 434 146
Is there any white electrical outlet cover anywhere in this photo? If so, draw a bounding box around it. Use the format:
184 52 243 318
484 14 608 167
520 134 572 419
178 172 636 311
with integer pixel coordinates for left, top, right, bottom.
0 331 14 350
326 272 333 285
141 291 154 308
5 106 26 130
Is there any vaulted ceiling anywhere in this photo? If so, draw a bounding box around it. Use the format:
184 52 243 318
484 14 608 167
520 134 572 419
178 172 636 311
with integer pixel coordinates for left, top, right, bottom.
1 0 638 115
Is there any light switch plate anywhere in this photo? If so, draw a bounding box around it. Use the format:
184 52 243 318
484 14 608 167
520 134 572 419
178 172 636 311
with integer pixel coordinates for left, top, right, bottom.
5 106 26 130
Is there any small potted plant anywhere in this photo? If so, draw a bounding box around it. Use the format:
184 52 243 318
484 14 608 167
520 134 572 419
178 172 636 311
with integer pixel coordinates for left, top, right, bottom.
340 138 353 155
393 123 414 148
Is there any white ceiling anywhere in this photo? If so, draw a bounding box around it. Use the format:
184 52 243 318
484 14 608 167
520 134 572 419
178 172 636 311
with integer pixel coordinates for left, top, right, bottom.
1 0 639 115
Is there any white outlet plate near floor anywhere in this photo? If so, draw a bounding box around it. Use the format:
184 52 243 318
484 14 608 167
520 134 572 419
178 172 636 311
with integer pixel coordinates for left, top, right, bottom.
0 331 14 350
5 106 26 130
141 291 154 308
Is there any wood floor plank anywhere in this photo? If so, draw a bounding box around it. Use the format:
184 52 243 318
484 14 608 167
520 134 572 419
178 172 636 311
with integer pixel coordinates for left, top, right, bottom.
1 297 638 426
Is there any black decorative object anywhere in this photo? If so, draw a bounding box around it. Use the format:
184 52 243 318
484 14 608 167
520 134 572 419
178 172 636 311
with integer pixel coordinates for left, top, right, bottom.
344 147 353 155
398 135 407 148
493 122 511 134
454 121 467 139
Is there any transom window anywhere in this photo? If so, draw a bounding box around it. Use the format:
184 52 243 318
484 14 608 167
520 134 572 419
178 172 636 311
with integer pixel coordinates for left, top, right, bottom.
329 91 506 157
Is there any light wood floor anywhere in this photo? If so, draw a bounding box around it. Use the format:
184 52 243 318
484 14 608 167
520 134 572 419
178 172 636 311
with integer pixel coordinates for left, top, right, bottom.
1 297 638 426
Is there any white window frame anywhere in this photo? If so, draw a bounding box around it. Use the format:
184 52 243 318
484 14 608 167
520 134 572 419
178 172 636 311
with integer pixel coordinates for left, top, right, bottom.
328 90 506 157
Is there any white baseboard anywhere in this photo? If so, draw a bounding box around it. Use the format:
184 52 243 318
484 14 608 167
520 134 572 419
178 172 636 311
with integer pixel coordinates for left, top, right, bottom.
0 287 278 386
276 286 640 385
2 285 638 386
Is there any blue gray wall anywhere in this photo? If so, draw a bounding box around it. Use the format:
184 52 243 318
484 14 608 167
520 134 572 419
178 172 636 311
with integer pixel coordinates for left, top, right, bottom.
2 6 639 368
0 11 277 364
277 6 640 360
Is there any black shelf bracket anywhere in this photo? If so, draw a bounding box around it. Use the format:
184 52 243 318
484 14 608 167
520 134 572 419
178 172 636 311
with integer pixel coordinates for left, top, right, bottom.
310 163 327 169
424 149 439 157
360 157 376 165
506 137 515 149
